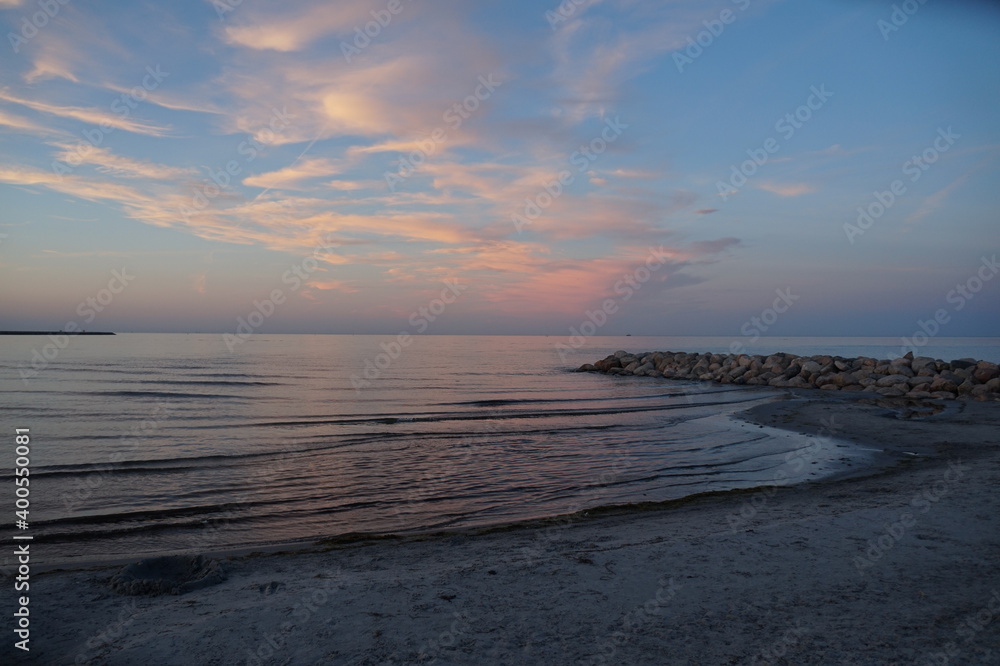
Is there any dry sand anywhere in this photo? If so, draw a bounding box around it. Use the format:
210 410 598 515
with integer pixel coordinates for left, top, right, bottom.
17 393 1000 665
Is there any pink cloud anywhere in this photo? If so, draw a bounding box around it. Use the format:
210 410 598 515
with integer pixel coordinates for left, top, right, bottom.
757 181 816 197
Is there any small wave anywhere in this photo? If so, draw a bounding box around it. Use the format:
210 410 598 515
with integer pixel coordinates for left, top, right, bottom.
86 390 247 399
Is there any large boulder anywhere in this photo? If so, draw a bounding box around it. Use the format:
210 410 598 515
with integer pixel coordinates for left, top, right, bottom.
782 364 802 379
876 374 910 388
800 361 822 374
970 385 991 398
929 377 959 393
973 361 999 384
595 356 621 372
911 356 937 373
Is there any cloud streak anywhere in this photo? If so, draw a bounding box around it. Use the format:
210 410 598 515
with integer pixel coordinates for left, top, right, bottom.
0 90 171 136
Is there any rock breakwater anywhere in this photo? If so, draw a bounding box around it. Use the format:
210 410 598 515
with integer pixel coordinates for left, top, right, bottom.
578 350 1000 401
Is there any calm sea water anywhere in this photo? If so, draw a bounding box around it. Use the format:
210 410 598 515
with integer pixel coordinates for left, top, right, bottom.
2 334 998 566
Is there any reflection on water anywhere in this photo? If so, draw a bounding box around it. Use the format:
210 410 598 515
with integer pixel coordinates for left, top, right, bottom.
3 333 994 565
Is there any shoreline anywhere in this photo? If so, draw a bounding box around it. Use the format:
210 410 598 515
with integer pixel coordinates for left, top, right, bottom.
26 388 958 575
31 387 884 575
20 393 1000 664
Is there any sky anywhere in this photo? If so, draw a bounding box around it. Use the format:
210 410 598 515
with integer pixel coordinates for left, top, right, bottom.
0 0 998 337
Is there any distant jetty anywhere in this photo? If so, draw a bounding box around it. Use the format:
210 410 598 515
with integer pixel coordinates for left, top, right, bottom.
579 350 1000 401
0 331 115 336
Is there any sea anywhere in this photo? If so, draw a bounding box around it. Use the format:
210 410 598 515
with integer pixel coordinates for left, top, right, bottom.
2 334 998 568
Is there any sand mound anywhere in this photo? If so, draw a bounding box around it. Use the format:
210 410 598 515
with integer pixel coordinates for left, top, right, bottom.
110 554 226 596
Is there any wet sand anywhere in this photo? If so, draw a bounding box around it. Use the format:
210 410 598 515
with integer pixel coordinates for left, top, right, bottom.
18 394 1000 665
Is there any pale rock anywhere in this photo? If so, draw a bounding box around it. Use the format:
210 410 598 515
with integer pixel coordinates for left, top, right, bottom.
876 374 910 388
800 361 822 374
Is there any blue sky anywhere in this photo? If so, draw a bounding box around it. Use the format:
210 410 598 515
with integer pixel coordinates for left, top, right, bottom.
0 0 998 336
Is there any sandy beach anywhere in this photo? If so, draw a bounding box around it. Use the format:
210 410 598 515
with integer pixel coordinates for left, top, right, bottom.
20 393 1000 665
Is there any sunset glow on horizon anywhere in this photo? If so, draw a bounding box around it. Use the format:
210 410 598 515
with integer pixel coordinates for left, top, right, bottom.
1 0 998 336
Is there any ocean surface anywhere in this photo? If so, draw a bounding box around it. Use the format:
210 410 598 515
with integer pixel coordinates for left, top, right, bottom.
2 334 998 567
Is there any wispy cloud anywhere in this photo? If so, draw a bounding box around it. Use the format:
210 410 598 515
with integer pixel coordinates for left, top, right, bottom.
904 174 969 226
0 109 61 135
24 38 82 83
0 165 156 207
308 279 361 293
243 158 343 190
0 90 171 136
221 1 383 52
50 144 196 180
